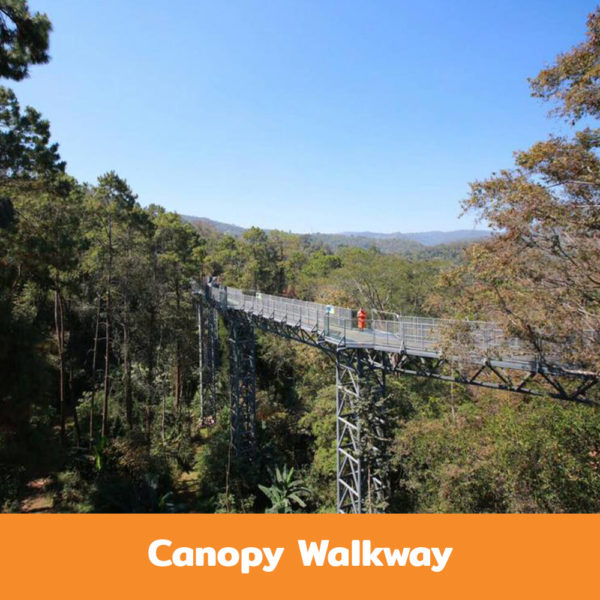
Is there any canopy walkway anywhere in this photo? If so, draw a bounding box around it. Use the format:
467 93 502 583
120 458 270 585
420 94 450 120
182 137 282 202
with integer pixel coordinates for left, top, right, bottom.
196 283 598 513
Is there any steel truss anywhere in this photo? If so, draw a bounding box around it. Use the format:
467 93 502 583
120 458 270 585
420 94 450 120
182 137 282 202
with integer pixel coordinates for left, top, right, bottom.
336 348 390 513
228 316 257 459
228 307 336 357
197 297 220 419
378 352 600 407
205 304 220 414
200 284 599 513
204 290 599 407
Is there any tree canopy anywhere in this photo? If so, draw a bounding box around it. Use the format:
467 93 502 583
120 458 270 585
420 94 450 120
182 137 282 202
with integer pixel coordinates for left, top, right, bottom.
0 0 51 81
436 8 600 374
530 7 600 123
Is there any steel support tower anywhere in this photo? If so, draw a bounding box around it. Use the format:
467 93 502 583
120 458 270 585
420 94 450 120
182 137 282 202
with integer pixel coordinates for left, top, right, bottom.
228 317 257 459
197 298 220 420
205 304 219 415
336 348 389 513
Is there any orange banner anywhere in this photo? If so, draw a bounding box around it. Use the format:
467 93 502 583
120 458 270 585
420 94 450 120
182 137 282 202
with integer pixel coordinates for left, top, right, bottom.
0 514 596 599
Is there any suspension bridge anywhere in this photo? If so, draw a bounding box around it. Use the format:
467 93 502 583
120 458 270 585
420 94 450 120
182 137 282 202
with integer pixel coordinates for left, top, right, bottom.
195 282 599 513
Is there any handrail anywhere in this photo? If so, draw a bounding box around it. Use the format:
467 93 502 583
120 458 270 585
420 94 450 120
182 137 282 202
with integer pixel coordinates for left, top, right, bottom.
204 284 542 369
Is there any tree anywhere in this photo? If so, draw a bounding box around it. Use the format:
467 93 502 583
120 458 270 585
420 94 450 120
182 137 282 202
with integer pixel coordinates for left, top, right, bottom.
0 174 85 447
0 0 51 81
438 9 600 375
326 247 440 316
239 227 284 293
530 7 600 123
0 85 71 443
111 197 151 431
0 86 65 179
86 172 139 437
152 208 205 434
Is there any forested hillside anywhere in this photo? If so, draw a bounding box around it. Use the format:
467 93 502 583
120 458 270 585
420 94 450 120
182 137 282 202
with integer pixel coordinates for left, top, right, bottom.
182 214 490 256
1 3 600 513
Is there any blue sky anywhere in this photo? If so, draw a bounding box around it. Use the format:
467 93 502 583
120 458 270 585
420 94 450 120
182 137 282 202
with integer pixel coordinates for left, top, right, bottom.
13 0 597 233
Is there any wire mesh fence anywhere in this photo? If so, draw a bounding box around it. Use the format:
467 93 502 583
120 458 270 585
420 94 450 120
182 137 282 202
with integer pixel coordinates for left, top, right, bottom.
206 284 536 368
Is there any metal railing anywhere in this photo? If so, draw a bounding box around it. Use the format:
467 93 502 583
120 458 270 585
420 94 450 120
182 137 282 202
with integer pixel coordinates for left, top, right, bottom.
206 285 537 369
208 287 535 369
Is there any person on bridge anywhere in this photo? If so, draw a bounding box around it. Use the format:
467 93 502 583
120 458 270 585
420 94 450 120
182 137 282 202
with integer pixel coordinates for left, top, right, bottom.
357 308 367 330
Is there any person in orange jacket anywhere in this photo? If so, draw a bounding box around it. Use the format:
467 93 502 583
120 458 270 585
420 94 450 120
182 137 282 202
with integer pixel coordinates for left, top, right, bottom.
357 308 367 330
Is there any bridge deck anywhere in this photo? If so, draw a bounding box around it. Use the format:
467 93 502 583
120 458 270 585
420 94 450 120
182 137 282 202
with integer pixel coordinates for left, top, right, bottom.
207 285 543 373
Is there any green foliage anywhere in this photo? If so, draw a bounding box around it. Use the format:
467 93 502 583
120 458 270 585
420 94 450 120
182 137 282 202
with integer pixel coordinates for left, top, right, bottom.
194 409 234 511
302 232 422 254
327 247 443 314
299 384 337 512
258 465 309 513
393 396 600 513
93 438 107 472
55 470 93 513
0 1 51 81
0 86 65 177
90 434 173 512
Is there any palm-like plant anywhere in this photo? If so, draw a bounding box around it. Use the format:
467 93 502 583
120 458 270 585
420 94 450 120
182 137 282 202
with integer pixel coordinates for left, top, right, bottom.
258 465 310 513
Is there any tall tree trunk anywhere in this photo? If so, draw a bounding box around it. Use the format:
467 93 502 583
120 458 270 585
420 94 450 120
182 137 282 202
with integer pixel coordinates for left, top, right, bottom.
145 238 158 446
174 357 181 415
59 293 82 448
69 366 82 447
174 276 182 416
102 284 110 438
54 284 66 445
123 221 134 430
102 217 112 438
89 294 101 449
145 304 156 445
198 300 204 422
161 389 166 444
123 306 133 429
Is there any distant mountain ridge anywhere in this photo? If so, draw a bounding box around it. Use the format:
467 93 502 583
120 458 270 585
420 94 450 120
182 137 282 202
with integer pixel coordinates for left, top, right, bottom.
181 215 491 250
338 229 490 245
181 215 246 236
404 230 490 246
